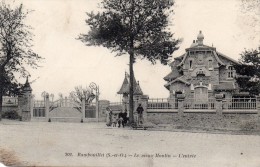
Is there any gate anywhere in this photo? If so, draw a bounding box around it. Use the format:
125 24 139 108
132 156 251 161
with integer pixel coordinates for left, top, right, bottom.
49 98 81 112
49 97 82 122
32 96 83 122
33 100 45 117
31 86 100 122
85 103 96 118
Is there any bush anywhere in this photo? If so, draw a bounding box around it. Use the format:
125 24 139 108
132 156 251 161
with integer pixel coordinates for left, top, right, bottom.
2 110 21 120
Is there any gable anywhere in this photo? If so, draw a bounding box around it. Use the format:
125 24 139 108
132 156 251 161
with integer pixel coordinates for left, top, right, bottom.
217 51 240 65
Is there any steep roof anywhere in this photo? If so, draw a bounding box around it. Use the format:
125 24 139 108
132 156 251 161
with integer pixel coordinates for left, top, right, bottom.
172 31 239 67
216 51 240 65
117 72 143 95
169 54 185 66
117 73 129 94
164 67 181 81
134 81 143 95
22 77 32 92
164 76 190 90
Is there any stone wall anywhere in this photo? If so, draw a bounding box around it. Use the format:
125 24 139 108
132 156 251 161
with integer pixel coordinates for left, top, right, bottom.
144 94 260 130
1 106 18 113
147 112 259 130
147 112 179 124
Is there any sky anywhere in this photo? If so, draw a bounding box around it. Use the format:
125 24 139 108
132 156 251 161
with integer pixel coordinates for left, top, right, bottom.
11 0 260 101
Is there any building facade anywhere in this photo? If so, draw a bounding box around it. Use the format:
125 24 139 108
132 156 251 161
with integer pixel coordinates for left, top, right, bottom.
164 31 240 102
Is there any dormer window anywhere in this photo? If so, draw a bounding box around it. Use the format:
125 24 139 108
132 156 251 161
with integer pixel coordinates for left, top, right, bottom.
228 66 234 78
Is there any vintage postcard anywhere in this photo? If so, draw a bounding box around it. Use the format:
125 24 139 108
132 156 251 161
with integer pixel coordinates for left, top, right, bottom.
0 0 260 167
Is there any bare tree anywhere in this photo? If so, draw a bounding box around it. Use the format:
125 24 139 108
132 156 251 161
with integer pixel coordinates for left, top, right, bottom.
69 85 96 105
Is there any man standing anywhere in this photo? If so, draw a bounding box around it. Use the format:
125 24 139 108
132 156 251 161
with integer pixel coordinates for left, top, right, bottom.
136 104 144 125
118 111 123 128
122 109 128 127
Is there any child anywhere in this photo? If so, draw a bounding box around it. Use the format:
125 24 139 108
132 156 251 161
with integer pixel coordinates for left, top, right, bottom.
118 116 124 128
112 114 117 127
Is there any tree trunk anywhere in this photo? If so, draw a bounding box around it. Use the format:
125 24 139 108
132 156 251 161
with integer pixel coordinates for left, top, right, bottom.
128 0 135 125
0 90 2 121
129 50 134 124
0 67 4 121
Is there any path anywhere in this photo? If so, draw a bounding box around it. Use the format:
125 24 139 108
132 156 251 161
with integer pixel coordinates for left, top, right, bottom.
0 120 260 167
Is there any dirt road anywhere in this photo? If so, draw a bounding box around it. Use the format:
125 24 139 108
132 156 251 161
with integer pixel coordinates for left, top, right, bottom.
0 120 260 167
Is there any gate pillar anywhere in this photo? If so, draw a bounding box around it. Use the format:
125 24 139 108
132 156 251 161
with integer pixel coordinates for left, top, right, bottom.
177 94 185 127
215 94 223 115
18 78 32 121
45 94 50 121
82 97 86 122
30 96 34 119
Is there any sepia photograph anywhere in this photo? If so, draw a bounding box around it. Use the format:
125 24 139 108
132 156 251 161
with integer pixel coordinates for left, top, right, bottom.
0 0 260 166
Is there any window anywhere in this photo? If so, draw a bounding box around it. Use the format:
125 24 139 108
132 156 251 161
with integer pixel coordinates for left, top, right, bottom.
208 60 213 69
228 66 234 78
189 60 192 69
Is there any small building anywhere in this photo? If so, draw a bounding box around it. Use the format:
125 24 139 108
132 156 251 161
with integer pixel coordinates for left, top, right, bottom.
117 72 144 114
164 31 241 101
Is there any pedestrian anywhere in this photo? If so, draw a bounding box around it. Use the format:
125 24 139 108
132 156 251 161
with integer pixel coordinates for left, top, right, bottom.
112 114 117 127
136 104 144 125
122 109 128 127
118 110 123 128
106 107 112 126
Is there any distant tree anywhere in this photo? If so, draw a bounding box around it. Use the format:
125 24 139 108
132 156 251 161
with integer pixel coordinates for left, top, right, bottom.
69 85 96 105
79 0 180 124
0 2 42 120
58 93 63 100
234 47 260 95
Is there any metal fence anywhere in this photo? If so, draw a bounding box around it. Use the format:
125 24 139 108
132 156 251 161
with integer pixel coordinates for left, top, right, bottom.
85 102 96 118
33 100 45 117
147 98 177 109
223 98 256 110
184 98 215 110
51 98 81 108
147 97 257 111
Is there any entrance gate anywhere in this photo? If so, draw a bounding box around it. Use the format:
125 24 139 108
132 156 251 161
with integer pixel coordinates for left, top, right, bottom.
49 98 81 112
48 98 82 122
31 94 100 122
32 96 83 122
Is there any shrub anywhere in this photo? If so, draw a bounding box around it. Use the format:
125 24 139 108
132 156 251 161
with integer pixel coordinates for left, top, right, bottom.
2 111 21 120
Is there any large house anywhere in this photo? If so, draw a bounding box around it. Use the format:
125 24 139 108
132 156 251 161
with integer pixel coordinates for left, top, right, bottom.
164 31 241 102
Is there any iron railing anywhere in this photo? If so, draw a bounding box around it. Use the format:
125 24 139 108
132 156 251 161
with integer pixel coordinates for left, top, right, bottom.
223 98 256 110
184 98 216 110
147 98 177 109
33 100 45 117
